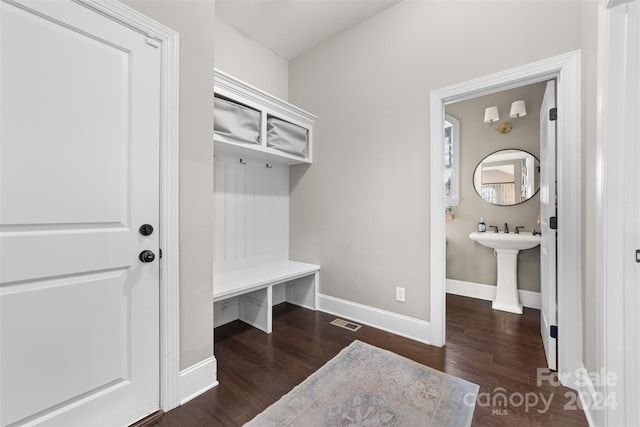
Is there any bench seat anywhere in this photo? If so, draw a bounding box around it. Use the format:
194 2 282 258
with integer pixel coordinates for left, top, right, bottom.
213 260 320 333
214 260 319 302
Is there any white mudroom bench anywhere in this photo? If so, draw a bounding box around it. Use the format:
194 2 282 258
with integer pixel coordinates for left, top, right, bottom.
213 260 319 333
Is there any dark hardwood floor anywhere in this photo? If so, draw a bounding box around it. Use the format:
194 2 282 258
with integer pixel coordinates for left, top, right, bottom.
150 295 588 426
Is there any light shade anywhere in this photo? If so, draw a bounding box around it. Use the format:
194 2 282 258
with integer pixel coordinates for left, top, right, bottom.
484 106 499 124
509 100 527 119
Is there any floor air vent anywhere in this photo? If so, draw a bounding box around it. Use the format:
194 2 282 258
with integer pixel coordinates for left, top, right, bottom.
330 318 362 331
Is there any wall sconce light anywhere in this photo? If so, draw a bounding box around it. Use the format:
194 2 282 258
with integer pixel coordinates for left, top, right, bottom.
484 100 527 134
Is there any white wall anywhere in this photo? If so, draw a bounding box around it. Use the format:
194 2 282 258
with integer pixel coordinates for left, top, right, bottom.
215 16 289 101
288 1 585 321
123 0 215 370
214 155 289 274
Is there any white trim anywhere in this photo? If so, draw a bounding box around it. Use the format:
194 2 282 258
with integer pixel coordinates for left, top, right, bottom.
77 0 181 412
596 1 640 426
430 51 583 390
318 294 431 344
156 16 181 414
214 69 316 126
178 357 219 405
429 92 446 348
576 362 598 427
555 51 583 391
446 279 541 310
600 0 634 8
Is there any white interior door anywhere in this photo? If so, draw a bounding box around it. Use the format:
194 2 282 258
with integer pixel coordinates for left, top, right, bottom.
0 1 161 425
539 80 557 370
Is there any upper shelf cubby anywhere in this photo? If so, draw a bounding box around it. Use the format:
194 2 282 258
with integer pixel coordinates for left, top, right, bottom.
213 69 317 165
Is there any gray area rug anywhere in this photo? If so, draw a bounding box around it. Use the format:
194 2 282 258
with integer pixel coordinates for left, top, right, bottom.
245 340 478 426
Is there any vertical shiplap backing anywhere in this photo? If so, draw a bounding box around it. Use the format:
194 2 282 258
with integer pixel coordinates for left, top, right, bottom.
214 153 289 274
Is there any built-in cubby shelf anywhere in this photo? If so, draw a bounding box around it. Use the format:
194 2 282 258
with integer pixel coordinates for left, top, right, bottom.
214 69 316 165
213 70 319 333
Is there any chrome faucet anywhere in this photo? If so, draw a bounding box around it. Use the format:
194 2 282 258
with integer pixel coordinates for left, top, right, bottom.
515 226 525 234
489 225 499 233
504 223 509 233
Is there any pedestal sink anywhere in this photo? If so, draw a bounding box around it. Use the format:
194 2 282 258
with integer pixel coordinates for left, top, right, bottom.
468 231 540 314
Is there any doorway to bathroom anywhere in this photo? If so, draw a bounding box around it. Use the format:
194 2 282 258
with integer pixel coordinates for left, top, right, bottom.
429 51 583 389
442 80 557 370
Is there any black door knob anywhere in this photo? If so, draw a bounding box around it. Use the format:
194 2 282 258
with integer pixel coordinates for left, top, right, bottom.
139 224 154 236
139 250 155 263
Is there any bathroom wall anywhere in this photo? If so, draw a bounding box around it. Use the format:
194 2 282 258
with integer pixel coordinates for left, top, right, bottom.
289 1 584 321
123 0 215 370
215 16 289 101
445 82 546 292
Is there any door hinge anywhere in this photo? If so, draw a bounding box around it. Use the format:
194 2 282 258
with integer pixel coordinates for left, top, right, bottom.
549 107 557 121
159 248 163 259
549 216 557 230
636 249 640 263
550 325 558 339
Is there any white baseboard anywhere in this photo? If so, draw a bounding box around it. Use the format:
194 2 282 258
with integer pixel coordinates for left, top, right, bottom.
317 294 431 344
446 279 541 310
178 356 218 405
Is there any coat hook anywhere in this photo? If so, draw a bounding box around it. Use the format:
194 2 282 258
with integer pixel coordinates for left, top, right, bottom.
239 159 246 165
266 164 272 168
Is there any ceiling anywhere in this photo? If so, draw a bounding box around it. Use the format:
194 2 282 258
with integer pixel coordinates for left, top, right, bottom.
216 0 402 60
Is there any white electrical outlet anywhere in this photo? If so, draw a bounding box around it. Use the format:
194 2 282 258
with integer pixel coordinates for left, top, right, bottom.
395 286 405 302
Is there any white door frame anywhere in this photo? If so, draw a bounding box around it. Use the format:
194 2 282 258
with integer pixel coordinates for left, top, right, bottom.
429 50 583 389
596 0 639 425
77 0 181 412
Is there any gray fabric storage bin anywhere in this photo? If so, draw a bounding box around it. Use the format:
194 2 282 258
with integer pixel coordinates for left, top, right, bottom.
214 96 261 145
266 116 308 157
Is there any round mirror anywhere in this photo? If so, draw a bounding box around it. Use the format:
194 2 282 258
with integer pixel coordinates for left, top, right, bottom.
473 149 540 206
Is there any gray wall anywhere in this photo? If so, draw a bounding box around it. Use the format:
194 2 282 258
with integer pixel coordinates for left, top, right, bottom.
288 1 585 322
445 82 546 292
581 0 598 374
125 0 600 378
123 0 215 370
215 16 289 100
